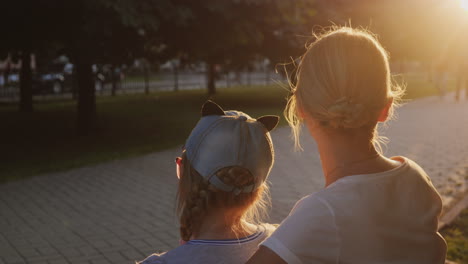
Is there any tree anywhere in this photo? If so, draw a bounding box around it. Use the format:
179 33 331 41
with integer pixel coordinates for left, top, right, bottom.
0 1 67 112
1 0 179 132
2 0 318 130
54 0 167 134
158 0 317 95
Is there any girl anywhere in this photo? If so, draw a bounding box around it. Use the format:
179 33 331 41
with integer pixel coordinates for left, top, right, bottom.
139 100 279 264
247 27 447 263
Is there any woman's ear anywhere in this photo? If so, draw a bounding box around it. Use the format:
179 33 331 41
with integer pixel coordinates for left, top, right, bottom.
297 105 306 119
377 98 394 122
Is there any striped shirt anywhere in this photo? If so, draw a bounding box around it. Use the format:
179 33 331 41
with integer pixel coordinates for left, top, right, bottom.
138 224 275 264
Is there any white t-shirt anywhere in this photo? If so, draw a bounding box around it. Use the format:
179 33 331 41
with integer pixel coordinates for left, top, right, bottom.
261 157 447 264
139 224 276 264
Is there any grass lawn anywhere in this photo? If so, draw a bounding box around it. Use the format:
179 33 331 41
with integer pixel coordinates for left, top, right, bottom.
0 85 290 183
441 208 468 263
0 73 456 183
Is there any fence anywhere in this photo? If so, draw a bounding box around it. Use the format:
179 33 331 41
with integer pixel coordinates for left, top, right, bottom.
0 70 286 102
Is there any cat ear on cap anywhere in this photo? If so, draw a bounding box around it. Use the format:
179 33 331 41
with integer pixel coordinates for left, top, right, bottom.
257 115 280 132
201 100 225 116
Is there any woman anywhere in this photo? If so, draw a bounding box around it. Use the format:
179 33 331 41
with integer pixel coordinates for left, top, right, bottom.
247 27 447 264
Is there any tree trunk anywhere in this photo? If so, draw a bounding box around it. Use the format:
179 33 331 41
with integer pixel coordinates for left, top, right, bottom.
71 67 78 100
207 62 216 95
144 65 149 94
19 49 33 112
173 64 179 92
76 58 96 135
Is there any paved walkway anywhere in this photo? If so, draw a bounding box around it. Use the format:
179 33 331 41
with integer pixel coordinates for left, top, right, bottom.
1 94 468 264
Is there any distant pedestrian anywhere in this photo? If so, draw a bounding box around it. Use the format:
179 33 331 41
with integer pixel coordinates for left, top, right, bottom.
138 101 279 264
455 60 468 101
247 26 447 264
433 59 449 99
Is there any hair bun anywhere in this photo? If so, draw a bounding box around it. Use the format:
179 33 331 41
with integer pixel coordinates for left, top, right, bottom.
326 97 369 128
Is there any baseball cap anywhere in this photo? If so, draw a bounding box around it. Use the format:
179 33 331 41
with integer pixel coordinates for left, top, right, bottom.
184 100 279 195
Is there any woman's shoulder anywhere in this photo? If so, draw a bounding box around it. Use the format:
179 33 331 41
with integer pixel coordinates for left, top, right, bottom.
391 156 437 185
286 192 335 219
259 223 278 237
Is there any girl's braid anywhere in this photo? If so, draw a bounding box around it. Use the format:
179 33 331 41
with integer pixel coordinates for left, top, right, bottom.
178 161 256 241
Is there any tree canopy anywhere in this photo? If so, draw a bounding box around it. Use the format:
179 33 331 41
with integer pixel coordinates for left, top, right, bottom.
152 0 316 93
4 0 465 132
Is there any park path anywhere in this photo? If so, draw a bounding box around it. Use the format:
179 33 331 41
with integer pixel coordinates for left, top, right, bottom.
1 93 468 264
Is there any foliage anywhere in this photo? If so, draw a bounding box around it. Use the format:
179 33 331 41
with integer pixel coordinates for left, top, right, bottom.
156 0 317 93
0 0 68 54
1 0 319 114
161 1 295 63
314 0 468 64
441 208 468 263
51 0 174 134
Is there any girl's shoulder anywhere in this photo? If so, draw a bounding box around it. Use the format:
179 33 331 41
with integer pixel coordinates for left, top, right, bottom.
137 253 167 264
138 225 275 264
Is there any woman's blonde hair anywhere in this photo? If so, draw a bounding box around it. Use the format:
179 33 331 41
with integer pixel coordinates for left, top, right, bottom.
176 153 270 241
285 26 405 151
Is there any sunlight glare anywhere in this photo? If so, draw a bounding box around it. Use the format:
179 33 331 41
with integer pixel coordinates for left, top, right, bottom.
460 0 468 11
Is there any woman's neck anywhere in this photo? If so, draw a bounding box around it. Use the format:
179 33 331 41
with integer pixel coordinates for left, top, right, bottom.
191 211 257 240
314 130 397 187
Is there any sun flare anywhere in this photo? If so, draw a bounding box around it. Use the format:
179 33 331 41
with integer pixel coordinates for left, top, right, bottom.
460 0 468 11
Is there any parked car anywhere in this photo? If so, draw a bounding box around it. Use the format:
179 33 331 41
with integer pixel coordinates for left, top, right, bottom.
8 73 20 83
32 61 76 95
32 72 66 94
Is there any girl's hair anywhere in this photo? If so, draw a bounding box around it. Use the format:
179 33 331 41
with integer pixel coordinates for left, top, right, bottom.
285 26 405 151
176 153 270 241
